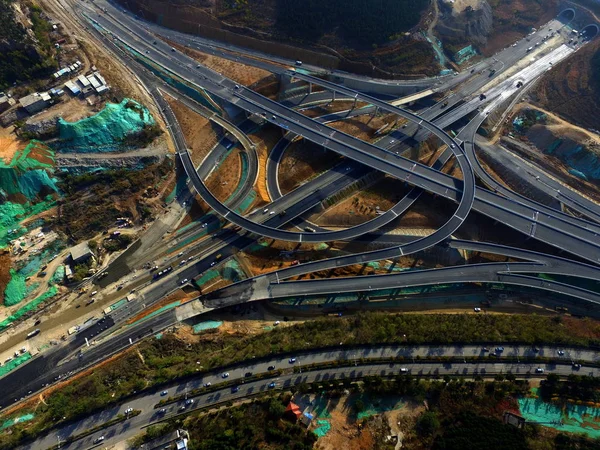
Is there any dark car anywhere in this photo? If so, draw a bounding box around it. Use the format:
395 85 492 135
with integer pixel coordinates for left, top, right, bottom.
244 372 253 378
267 365 276 371
231 386 240 393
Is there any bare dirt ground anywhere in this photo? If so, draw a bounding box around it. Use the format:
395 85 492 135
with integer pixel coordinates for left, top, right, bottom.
328 113 398 143
0 252 12 301
301 101 368 119
165 94 221 167
169 41 272 87
29 96 100 124
278 139 342 194
0 126 21 164
512 102 600 146
204 149 242 202
239 240 336 276
482 0 559 56
310 176 408 227
313 394 423 450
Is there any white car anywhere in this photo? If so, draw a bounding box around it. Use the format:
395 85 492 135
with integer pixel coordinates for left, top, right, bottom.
474 307 481 312
124 407 133 414
274 321 280 326
222 372 229 378
180 279 188 285
94 436 105 444
535 367 544 373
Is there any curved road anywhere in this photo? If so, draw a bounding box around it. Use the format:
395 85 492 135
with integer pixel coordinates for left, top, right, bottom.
22 343 600 450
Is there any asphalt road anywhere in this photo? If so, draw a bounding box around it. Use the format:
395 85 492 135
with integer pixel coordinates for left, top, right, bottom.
22 343 600 450
88 5 600 266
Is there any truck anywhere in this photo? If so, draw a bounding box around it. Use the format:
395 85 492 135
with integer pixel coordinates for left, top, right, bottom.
215 253 223 260
26 329 41 339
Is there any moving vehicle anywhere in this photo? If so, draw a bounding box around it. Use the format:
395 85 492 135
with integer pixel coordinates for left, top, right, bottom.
535 367 544 373
289 358 296 364
26 329 40 339
94 436 105 444
267 365 276 371
222 372 229 378
295 60 302 66
160 390 168 396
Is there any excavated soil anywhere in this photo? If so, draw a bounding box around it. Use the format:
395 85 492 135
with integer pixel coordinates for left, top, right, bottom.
205 149 242 203
278 140 342 194
165 95 222 167
169 41 273 87
328 113 398 143
311 176 409 226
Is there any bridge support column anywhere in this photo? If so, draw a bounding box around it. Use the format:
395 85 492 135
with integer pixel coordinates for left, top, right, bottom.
308 82 312 94
352 94 358 111
332 90 336 103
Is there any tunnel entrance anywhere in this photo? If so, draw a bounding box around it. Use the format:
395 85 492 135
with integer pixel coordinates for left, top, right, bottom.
581 24 600 40
558 8 576 23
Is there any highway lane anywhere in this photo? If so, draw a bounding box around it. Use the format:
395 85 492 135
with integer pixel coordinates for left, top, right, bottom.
91 7 600 264
204 238 600 306
109 1 444 95
11 1 596 422
85 6 476 250
84 5 600 304
476 135 600 224
23 342 600 449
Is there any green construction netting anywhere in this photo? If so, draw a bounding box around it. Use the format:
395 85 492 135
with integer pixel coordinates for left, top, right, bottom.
4 269 27 306
192 320 223 333
0 141 57 201
313 419 331 437
50 265 65 284
127 300 181 327
0 413 34 431
0 198 57 249
355 395 405 420
518 389 600 439
0 352 32 378
55 99 155 153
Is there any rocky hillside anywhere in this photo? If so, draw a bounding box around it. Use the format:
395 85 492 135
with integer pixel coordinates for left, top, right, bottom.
532 39 600 130
435 0 559 58
0 0 57 88
116 0 437 76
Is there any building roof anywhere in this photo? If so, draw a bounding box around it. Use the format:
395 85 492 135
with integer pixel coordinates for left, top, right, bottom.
70 241 92 261
77 74 91 87
285 402 302 418
19 93 47 108
64 81 80 95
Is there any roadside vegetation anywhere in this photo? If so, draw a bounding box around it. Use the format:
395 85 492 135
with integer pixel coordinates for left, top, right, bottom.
3 313 600 448
135 397 316 450
135 373 599 450
0 0 57 88
272 0 427 46
53 158 172 241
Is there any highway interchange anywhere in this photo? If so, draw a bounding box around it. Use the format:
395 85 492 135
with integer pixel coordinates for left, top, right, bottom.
3 0 600 447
